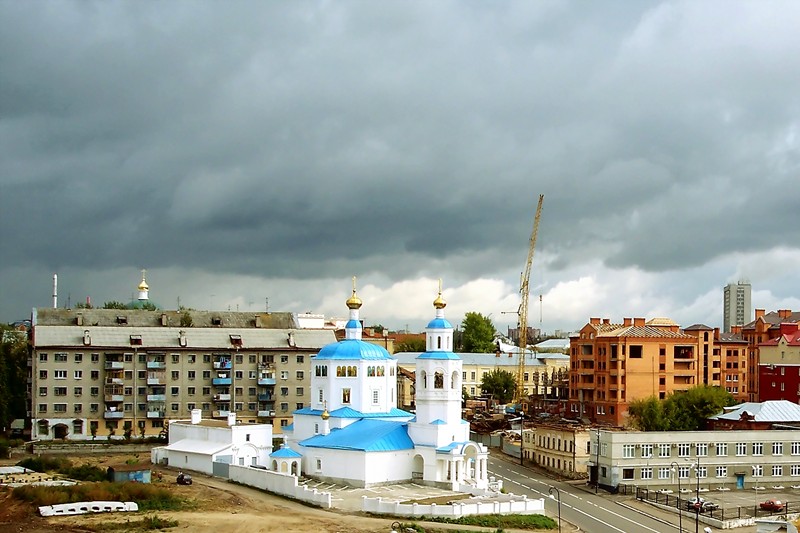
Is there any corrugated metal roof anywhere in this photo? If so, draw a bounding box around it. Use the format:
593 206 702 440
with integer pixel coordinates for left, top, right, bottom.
299 419 414 451
164 439 231 455
710 400 800 422
393 352 548 367
417 351 460 360
33 308 296 328
315 339 393 360
33 326 335 350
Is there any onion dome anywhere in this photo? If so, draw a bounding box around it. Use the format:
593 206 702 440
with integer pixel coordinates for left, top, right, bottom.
346 276 362 309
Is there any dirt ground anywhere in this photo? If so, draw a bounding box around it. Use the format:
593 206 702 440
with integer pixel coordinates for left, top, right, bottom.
0 453 516 533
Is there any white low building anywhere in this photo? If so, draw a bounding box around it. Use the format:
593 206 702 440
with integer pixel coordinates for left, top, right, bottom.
154 410 273 475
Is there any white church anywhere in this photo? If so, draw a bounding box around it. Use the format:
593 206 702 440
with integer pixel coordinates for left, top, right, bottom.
282 281 490 489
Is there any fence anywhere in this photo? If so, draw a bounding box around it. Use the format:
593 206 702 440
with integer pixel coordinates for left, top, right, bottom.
636 486 797 522
228 465 332 509
361 493 545 518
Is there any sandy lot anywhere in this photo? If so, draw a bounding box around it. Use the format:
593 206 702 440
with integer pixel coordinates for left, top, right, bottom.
0 454 509 533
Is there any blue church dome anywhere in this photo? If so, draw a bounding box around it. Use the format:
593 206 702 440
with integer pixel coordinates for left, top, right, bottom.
315 339 393 361
426 317 452 329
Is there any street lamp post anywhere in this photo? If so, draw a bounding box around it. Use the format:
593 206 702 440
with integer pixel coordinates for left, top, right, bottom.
693 457 701 533
594 429 600 494
671 461 682 533
549 486 562 533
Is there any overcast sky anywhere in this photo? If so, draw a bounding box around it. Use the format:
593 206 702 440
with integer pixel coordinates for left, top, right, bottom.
2 1 799 334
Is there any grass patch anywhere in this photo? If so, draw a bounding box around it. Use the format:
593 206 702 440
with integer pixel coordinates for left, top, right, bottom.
12 481 186 511
423 513 556 529
17 455 109 482
73 515 179 532
395 524 508 533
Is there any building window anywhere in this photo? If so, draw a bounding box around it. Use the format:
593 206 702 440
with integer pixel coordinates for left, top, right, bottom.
74 403 82 413
91 370 99 380
53 403 67 413
74 353 83 363
54 370 67 379
39 353 48 362
716 466 727 478
91 353 99 362
753 465 763 477
696 443 708 457
38 404 47 413
658 467 671 479
623 444 635 458
677 443 690 457
736 442 747 456
773 465 783 477
622 468 634 480
55 353 68 362
172 354 180 364
641 467 653 480
38 387 47 396
39 370 47 380
753 443 764 456
74 387 82 396
372 390 379 404
296 371 304 381
295 402 303 410
280 387 288 396
342 388 351 404
297 355 304 364
203 371 211 379
280 403 289 412
171 403 179 411
792 442 800 456
54 387 67 396
171 371 179 380
280 355 289 364
90 404 98 413
188 371 195 380
641 444 653 458
281 371 289 380
235 370 243 379
678 466 690 479
248 387 256 396
773 442 784 455
296 387 303 396
716 443 728 456
791 465 800 477
249 371 257 379
171 387 179 396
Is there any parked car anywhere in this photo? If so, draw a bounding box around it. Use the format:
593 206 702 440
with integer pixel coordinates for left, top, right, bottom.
176 472 193 485
698 501 720 513
686 496 705 510
759 499 785 512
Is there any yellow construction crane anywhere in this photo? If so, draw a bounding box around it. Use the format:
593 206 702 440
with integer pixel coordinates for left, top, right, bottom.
515 194 544 405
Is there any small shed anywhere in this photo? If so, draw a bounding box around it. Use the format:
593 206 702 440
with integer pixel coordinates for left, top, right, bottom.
106 464 151 484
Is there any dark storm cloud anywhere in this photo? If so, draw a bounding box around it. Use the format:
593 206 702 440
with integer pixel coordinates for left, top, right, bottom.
2 1 800 321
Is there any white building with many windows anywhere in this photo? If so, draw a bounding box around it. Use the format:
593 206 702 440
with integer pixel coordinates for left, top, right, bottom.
592 428 800 491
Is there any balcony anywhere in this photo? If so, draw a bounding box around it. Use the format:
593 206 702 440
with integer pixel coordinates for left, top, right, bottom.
212 377 231 386
146 394 166 402
104 394 124 403
147 377 164 385
213 393 231 402
146 410 165 419
213 361 232 370
257 394 273 402
609 369 625 377
257 410 275 417
103 411 124 419
105 361 124 370
212 410 230 418
106 377 124 386
146 361 166 369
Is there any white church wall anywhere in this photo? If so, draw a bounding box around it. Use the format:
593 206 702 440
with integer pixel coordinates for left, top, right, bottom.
363 451 413 485
228 465 331 508
361 493 545 517
167 451 216 475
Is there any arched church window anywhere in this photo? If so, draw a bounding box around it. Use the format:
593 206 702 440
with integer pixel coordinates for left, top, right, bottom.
348 366 357 377
377 366 384 377
367 366 374 377
336 366 345 377
434 371 444 389
451 371 458 389
422 371 427 388
342 388 351 403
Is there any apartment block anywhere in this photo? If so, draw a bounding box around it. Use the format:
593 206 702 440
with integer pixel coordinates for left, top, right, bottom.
29 308 335 440
523 423 591 479
758 323 800 402
569 317 724 426
739 309 800 401
723 281 751 333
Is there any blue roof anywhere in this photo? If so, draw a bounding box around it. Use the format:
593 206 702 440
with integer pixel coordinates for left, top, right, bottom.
345 319 362 330
430 419 445 425
300 419 414 452
426 317 453 329
270 446 303 458
283 423 294 432
436 441 470 453
417 351 460 360
294 406 413 419
315 339 393 361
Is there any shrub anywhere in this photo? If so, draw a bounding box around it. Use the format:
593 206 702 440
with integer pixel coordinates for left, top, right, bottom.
17 455 72 473
12 481 185 511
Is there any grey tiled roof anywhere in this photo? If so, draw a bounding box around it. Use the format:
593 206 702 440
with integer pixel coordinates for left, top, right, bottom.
33 308 296 329
33 326 336 350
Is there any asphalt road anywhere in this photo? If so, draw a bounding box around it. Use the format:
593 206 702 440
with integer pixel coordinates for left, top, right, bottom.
488 455 682 533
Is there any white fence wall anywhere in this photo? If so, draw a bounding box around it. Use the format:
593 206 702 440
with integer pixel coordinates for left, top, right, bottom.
361 493 545 518
228 465 331 509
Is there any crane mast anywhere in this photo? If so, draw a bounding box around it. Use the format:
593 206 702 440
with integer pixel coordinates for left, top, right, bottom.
515 194 544 405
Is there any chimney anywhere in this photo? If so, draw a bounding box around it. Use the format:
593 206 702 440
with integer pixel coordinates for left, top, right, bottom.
633 317 645 327
254 315 262 328
590 318 600 325
191 408 202 424
779 309 792 319
731 325 742 334
76 314 83 326
227 412 236 426
756 309 765 320
713 327 720 340
287 331 296 347
83 330 91 346
160 313 168 326
623 318 632 326
602 318 610 325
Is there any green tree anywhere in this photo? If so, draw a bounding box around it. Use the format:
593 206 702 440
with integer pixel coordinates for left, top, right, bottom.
460 312 496 353
139 302 157 311
480 369 517 404
74 301 93 309
628 385 735 431
0 327 29 430
103 301 128 309
396 337 426 352
180 311 193 327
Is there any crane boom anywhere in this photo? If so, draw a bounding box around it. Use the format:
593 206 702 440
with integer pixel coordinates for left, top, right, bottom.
515 194 544 405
